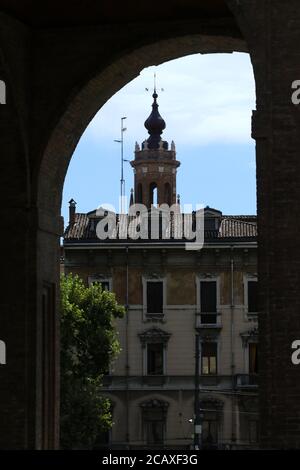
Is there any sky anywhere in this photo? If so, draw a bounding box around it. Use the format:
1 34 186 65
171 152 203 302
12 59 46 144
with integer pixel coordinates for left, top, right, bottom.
62 52 256 225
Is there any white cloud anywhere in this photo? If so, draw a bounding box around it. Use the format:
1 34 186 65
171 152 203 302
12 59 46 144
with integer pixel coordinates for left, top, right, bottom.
84 52 256 150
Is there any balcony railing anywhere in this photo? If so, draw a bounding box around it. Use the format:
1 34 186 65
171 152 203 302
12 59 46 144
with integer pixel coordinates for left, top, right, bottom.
101 374 235 390
235 374 258 388
145 312 164 321
195 312 222 329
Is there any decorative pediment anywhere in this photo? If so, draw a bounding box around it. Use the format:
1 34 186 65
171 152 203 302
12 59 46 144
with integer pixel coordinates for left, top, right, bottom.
145 272 163 280
138 327 171 346
198 332 220 341
199 397 224 412
90 273 109 279
139 399 169 410
240 327 259 347
198 272 217 279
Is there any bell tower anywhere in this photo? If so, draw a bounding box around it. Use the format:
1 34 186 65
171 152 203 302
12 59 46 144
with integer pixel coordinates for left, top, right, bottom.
131 89 180 209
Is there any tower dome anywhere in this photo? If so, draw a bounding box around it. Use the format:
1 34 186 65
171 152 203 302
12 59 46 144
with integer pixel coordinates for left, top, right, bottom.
144 91 166 149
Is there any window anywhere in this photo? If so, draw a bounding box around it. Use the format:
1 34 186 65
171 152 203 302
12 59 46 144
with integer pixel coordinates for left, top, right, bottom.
147 281 163 314
204 218 217 231
201 342 217 375
146 420 164 446
149 182 158 206
199 399 223 449
200 281 217 324
99 281 110 291
247 281 258 313
249 342 258 374
202 413 218 449
139 328 170 377
140 399 168 447
88 276 111 291
147 343 164 375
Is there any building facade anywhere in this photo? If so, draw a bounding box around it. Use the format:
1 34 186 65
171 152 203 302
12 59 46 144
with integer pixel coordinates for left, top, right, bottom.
63 91 258 449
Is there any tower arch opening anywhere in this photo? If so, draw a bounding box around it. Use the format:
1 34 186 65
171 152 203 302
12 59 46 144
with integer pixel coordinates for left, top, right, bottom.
149 182 158 207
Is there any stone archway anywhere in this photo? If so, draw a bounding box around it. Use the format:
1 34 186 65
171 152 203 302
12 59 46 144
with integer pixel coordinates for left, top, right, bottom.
36 30 256 450
1 0 300 451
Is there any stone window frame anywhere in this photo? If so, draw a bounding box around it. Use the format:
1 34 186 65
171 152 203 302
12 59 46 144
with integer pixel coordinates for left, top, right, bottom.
196 274 221 325
198 335 220 376
142 274 167 321
138 327 171 376
139 398 169 446
241 327 259 375
198 397 224 448
238 396 259 446
243 273 258 318
88 274 113 291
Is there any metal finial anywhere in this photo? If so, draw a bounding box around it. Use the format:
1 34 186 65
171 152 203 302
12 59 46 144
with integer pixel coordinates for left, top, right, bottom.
145 73 164 95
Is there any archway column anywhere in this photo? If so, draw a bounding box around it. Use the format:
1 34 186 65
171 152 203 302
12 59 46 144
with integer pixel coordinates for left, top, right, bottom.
226 0 300 448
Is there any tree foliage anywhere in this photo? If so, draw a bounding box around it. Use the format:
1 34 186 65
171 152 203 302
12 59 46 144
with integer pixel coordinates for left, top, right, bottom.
60 273 125 449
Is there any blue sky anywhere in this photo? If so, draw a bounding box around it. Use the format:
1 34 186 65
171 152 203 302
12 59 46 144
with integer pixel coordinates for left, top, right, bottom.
62 52 256 225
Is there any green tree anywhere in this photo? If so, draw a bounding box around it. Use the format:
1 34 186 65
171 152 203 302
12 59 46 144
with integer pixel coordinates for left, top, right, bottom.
60 273 125 449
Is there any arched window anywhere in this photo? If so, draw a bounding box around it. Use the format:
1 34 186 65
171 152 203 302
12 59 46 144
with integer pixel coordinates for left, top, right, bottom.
149 182 158 206
199 398 224 450
140 399 169 447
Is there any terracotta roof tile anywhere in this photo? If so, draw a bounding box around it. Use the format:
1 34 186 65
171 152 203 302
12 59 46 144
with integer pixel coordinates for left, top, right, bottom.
64 212 257 243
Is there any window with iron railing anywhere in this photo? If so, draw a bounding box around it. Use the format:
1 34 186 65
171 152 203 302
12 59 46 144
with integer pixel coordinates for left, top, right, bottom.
147 343 164 376
247 281 258 314
202 413 218 449
249 342 258 374
200 281 217 324
201 342 218 375
147 281 163 315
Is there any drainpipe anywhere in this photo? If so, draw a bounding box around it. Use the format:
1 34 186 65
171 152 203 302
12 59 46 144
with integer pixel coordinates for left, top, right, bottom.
125 246 130 447
230 246 236 446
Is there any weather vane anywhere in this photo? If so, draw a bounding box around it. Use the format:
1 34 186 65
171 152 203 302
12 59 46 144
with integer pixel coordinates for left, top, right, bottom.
145 72 164 93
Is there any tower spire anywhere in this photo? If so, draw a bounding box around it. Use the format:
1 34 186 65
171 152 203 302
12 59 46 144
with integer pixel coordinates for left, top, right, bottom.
131 80 180 208
144 76 166 150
